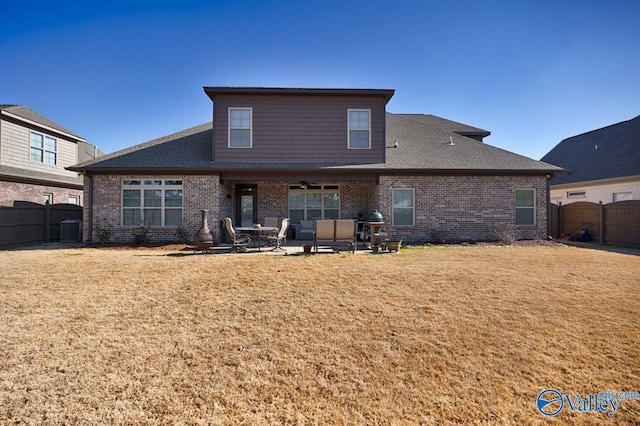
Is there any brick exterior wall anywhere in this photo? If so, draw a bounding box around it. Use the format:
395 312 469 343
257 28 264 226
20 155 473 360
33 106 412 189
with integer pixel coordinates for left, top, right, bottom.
84 175 220 244
86 174 549 244
377 175 549 243
0 180 83 205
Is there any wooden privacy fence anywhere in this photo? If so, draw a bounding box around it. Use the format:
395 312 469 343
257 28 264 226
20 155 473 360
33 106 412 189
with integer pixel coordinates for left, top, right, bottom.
550 200 640 249
0 202 83 248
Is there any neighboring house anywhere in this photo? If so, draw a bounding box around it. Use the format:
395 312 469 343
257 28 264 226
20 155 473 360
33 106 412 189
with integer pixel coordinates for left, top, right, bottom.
0 105 102 206
541 115 640 205
69 87 562 244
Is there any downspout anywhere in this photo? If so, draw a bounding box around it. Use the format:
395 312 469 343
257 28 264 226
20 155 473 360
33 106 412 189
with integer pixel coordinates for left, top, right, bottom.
546 174 551 238
87 174 94 242
211 99 215 163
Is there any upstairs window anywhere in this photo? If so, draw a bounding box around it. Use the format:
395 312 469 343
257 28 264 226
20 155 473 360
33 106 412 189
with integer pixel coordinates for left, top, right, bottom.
515 189 535 226
30 131 57 165
229 107 252 148
348 109 371 149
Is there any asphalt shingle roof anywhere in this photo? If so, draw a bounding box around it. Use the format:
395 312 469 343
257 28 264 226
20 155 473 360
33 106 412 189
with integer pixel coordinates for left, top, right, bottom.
384 114 559 172
541 115 640 185
70 114 561 174
393 114 490 138
0 105 84 140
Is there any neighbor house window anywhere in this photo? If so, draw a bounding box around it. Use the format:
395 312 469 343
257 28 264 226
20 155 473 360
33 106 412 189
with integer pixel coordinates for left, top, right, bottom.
348 109 371 149
288 185 340 224
393 188 414 226
613 192 632 202
68 196 80 205
43 193 53 204
515 189 535 226
567 190 586 199
122 180 183 227
229 107 252 148
30 131 57 165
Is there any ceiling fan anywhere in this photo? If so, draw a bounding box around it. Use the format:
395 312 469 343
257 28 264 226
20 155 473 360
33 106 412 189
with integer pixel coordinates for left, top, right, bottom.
297 180 318 189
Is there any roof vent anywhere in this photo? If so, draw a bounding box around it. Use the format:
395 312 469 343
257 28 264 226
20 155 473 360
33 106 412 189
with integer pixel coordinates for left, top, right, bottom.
448 136 455 146
394 139 399 148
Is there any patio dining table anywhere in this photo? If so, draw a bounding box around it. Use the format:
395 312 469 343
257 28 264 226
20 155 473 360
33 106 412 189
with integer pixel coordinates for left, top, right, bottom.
235 226 279 251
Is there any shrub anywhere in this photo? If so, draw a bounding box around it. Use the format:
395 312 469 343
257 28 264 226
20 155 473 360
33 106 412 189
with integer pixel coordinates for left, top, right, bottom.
493 229 516 245
131 225 150 245
174 225 191 244
94 219 112 244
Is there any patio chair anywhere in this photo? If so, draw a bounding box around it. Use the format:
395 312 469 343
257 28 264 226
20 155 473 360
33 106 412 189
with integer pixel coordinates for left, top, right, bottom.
266 217 289 251
224 217 251 252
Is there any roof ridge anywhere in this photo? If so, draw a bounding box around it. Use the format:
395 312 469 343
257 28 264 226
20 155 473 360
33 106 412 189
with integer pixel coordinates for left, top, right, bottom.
1 105 84 140
563 114 640 142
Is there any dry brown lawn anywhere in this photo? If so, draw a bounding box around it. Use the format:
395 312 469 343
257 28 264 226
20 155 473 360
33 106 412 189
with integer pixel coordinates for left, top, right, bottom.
1 243 639 425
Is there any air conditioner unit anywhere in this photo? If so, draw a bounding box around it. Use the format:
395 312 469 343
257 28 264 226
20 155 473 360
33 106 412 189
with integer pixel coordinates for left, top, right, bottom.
60 220 82 242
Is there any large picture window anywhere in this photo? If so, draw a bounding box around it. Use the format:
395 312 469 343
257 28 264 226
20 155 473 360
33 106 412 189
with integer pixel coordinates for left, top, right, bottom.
30 131 57 165
515 189 535 226
288 185 340 224
229 107 252 148
348 109 370 149
392 188 414 226
122 180 183 227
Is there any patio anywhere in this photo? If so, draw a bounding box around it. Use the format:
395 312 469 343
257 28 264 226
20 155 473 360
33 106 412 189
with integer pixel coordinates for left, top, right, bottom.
192 239 398 255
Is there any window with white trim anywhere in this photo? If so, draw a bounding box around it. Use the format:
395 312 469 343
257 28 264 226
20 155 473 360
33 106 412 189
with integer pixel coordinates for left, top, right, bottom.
613 192 632 202
567 190 586 199
392 188 414 226
288 185 340 224
229 107 252 148
348 109 370 149
30 131 57 164
122 180 183 227
515 189 535 226
68 196 80 205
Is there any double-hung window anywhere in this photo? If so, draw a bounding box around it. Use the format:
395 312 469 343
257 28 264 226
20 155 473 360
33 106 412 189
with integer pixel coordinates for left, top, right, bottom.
30 131 57 165
229 107 252 148
288 185 340 224
348 109 370 149
392 188 414 226
122 180 183 227
515 189 535 226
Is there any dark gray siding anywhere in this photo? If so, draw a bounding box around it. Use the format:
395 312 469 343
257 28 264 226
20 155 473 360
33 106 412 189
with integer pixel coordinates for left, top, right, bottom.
213 94 386 164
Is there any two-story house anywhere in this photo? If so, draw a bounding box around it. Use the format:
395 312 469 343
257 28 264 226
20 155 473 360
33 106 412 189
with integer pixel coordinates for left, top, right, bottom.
69 87 562 244
541 115 640 205
0 105 102 206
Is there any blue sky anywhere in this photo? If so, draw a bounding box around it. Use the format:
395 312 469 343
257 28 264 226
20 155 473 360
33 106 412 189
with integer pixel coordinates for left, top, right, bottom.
1 0 639 160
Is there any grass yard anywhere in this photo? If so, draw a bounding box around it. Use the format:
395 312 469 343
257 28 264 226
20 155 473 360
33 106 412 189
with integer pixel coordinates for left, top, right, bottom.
1 243 639 425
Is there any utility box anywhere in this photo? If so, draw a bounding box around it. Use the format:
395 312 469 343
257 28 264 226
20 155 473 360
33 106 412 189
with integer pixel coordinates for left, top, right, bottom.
60 220 82 242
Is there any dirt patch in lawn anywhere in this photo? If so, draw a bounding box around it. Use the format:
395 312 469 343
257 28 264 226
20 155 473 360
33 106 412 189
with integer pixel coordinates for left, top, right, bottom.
1 244 638 425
